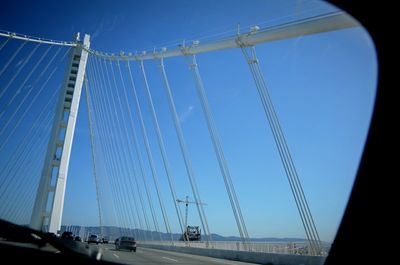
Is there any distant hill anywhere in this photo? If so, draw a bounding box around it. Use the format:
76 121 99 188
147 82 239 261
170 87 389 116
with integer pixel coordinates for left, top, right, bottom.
209 233 308 242
60 225 308 243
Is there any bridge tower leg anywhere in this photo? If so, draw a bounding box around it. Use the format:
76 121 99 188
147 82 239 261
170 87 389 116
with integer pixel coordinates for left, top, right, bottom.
30 33 90 233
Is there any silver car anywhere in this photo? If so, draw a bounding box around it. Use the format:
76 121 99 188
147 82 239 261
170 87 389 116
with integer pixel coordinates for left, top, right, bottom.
88 234 100 244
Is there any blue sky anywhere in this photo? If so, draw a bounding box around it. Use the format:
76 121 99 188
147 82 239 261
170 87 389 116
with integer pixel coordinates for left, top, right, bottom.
0 0 377 242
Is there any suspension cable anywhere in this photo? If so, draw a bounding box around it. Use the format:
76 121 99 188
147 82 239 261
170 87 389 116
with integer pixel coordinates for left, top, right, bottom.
135 60 185 237
126 58 172 241
4 141 48 222
125 61 161 240
157 57 212 242
13 160 45 224
249 54 316 252
107 59 148 238
87 56 128 236
96 55 142 238
87 55 126 235
117 60 160 240
114 60 149 240
240 45 321 254
84 77 105 239
188 54 250 247
91 56 132 236
0 42 41 100
0 46 69 151
0 44 53 119
0 37 11 52
0 99 56 199
0 87 58 192
0 115 53 219
0 41 27 78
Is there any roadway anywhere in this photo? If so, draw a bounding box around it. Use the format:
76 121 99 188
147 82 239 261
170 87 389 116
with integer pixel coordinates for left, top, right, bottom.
98 244 259 265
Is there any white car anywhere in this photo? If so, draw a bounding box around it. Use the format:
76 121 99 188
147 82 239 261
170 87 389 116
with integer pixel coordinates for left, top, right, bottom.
88 234 100 244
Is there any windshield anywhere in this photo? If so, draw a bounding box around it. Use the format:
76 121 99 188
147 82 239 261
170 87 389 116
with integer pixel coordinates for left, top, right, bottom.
0 1 377 264
121 237 135 241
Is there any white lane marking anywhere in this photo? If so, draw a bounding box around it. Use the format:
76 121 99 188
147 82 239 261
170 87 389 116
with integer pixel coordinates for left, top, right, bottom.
162 256 178 262
113 253 120 258
211 260 235 264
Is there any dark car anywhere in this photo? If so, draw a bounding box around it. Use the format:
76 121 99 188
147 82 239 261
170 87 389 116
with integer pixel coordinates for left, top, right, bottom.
74 236 82 242
61 231 74 240
115 236 136 252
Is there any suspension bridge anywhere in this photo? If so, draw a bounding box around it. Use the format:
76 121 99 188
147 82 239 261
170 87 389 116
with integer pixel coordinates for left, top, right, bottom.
0 10 359 264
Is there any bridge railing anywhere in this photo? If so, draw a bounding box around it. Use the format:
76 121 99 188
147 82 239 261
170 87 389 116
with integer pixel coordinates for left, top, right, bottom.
140 240 330 256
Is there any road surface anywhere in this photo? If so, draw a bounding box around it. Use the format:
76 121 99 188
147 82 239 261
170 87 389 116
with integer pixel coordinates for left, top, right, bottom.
99 244 259 265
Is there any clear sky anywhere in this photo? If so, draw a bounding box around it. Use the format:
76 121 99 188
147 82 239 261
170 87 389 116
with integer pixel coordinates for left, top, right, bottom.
0 0 377 242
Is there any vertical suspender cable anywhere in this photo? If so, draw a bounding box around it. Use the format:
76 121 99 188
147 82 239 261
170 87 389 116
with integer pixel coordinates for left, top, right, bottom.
87 57 126 236
107 59 140 237
136 60 185 237
110 58 146 236
94 56 133 236
89 56 128 236
84 77 105 239
188 54 250 247
126 59 172 241
157 57 212 242
117 60 154 240
254 46 321 253
125 61 161 241
115 60 149 240
108 59 137 237
129 59 168 239
241 46 317 253
256 58 322 253
240 44 321 254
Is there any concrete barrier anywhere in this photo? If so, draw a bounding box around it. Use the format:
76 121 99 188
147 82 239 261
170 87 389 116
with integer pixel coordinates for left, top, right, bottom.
140 243 326 265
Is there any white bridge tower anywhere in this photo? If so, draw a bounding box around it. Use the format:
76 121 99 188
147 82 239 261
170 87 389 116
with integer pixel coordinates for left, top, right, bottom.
30 33 90 233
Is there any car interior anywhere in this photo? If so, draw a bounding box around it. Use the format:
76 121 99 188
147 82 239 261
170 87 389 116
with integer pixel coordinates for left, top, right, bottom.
0 1 389 264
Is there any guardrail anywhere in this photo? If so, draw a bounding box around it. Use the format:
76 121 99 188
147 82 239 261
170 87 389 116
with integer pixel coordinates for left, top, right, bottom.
141 240 330 256
140 241 328 265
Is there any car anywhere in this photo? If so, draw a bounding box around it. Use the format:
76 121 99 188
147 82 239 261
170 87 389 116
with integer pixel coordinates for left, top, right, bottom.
74 236 82 242
61 231 74 240
115 236 136 252
101 237 109 244
87 234 100 244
